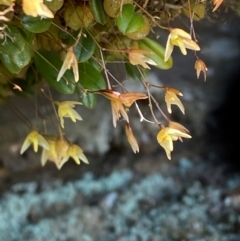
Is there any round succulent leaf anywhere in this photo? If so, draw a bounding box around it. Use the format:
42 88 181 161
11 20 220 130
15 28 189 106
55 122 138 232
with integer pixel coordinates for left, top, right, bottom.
0 25 25 55
89 0 108 25
64 5 94 31
11 44 32 69
125 15 150 40
45 0 64 11
104 0 133 18
139 38 173 70
82 92 97 109
21 15 52 33
33 50 75 94
77 62 106 91
0 53 22 74
0 43 31 74
116 4 144 34
74 32 96 62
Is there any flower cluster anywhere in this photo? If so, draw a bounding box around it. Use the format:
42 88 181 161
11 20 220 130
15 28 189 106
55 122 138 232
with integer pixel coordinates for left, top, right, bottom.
21 131 88 169
15 0 218 167
20 100 88 169
41 136 88 169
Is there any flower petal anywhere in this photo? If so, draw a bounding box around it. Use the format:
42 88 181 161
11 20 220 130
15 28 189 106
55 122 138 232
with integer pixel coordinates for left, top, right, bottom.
182 38 200 51
120 92 148 107
165 91 185 114
37 134 50 150
78 152 89 164
171 28 191 40
66 109 83 122
164 35 174 62
20 138 31 154
38 3 54 18
125 123 139 153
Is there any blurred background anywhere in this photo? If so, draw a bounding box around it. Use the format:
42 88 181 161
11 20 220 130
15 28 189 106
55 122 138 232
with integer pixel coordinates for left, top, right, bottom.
1 3 240 241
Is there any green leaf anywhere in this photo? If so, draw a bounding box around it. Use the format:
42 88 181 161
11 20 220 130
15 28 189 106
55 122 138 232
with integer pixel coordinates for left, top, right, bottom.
21 15 52 33
138 38 173 70
76 86 97 109
74 32 96 62
33 50 75 94
22 29 35 43
116 4 144 34
82 92 97 109
89 0 108 25
88 55 103 72
13 44 32 68
77 62 106 90
59 29 78 46
125 63 147 82
45 0 64 11
0 54 21 74
0 25 26 56
0 44 31 74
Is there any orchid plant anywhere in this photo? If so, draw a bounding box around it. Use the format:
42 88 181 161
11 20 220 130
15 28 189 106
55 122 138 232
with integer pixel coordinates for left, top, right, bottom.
0 0 228 168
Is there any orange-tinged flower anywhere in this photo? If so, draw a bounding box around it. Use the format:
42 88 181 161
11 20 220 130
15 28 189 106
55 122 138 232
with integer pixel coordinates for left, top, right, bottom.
111 99 129 127
57 46 79 82
20 130 50 154
120 92 148 107
157 127 191 160
195 59 207 81
97 90 148 127
164 28 200 62
165 87 185 114
125 123 139 153
22 0 54 18
54 101 83 128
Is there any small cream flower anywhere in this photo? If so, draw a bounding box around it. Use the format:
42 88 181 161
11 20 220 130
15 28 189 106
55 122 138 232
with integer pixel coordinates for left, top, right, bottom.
57 46 79 82
54 101 83 128
157 127 191 160
164 28 200 62
22 0 54 18
58 143 89 169
20 130 50 154
165 87 185 114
